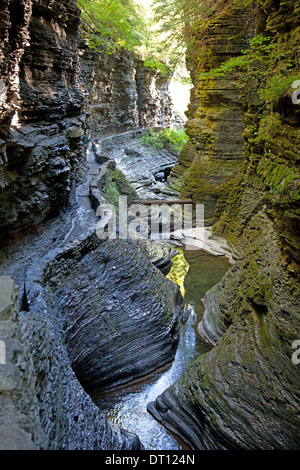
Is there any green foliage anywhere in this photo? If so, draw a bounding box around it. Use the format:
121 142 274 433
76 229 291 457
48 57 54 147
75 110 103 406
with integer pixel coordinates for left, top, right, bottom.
108 167 139 203
150 0 210 71
198 32 299 106
139 130 165 150
150 0 255 71
77 0 201 80
100 166 139 211
77 0 189 77
143 57 170 77
78 0 149 53
260 158 299 205
255 114 300 206
105 180 120 209
77 0 264 81
259 75 299 105
254 113 282 144
139 128 189 153
232 0 253 5
199 34 276 79
163 127 190 152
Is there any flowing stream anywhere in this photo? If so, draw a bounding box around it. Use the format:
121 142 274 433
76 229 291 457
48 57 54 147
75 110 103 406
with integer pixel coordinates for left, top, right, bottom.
0 130 232 451
94 248 230 450
92 133 232 449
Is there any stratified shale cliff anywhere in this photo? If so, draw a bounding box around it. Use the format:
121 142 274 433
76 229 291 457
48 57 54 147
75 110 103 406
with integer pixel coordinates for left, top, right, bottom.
0 0 180 450
42 238 184 395
80 46 177 136
0 0 86 240
169 1 256 223
0 273 143 450
148 0 300 450
0 0 176 242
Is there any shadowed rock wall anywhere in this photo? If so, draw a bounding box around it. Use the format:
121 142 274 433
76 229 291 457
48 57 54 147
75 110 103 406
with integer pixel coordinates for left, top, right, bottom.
79 47 177 137
42 238 184 395
0 0 180 450
0 273 143 450
0 0 87 241
0 0 177 242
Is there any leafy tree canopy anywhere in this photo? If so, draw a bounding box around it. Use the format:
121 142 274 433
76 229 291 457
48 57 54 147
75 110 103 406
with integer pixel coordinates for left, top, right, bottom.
78 0 150 54
77 0 199 77
78 0 246 78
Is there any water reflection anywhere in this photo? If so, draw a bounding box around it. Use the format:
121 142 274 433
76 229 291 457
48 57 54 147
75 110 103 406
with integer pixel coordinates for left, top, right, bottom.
94 250 230 450
183 249 230 318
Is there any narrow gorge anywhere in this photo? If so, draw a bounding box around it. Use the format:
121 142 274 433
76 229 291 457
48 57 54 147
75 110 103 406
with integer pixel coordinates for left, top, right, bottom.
0 0 299 453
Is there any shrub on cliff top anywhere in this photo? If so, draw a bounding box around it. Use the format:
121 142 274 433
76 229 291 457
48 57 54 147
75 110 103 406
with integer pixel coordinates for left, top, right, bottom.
139 128 189 154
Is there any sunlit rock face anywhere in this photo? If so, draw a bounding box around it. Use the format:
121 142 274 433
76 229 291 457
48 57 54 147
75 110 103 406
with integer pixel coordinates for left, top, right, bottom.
170 3 256 223
79 47 177 136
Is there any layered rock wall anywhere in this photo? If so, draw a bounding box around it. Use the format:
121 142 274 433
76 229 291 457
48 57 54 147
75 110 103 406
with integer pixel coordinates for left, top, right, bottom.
0 0 177 242
0 273 143 450
0 276 35 450
0 0 179 450
170 2 256 222
41 237 184 395
148 0 300 450
0 0 87 241
79 46 176 137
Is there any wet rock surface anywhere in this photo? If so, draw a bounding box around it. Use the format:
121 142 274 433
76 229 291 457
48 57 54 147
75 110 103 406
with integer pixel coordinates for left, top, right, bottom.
94 129 180 200
0 140 185 449
0 0 183 451
0 272 144 450
0 276 35 450
41 237 184 395
2 0 298 454
0 0 178 242
148 236 300 450
0 162 144 449
0 0 86 240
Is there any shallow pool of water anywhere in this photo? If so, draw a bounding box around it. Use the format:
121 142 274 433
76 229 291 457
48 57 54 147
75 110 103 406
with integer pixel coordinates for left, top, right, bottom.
94 249 230 450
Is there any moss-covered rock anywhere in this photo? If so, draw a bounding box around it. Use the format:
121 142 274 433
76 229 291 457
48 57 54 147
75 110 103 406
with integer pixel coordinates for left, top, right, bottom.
169 2 256 223
148 0 300 450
